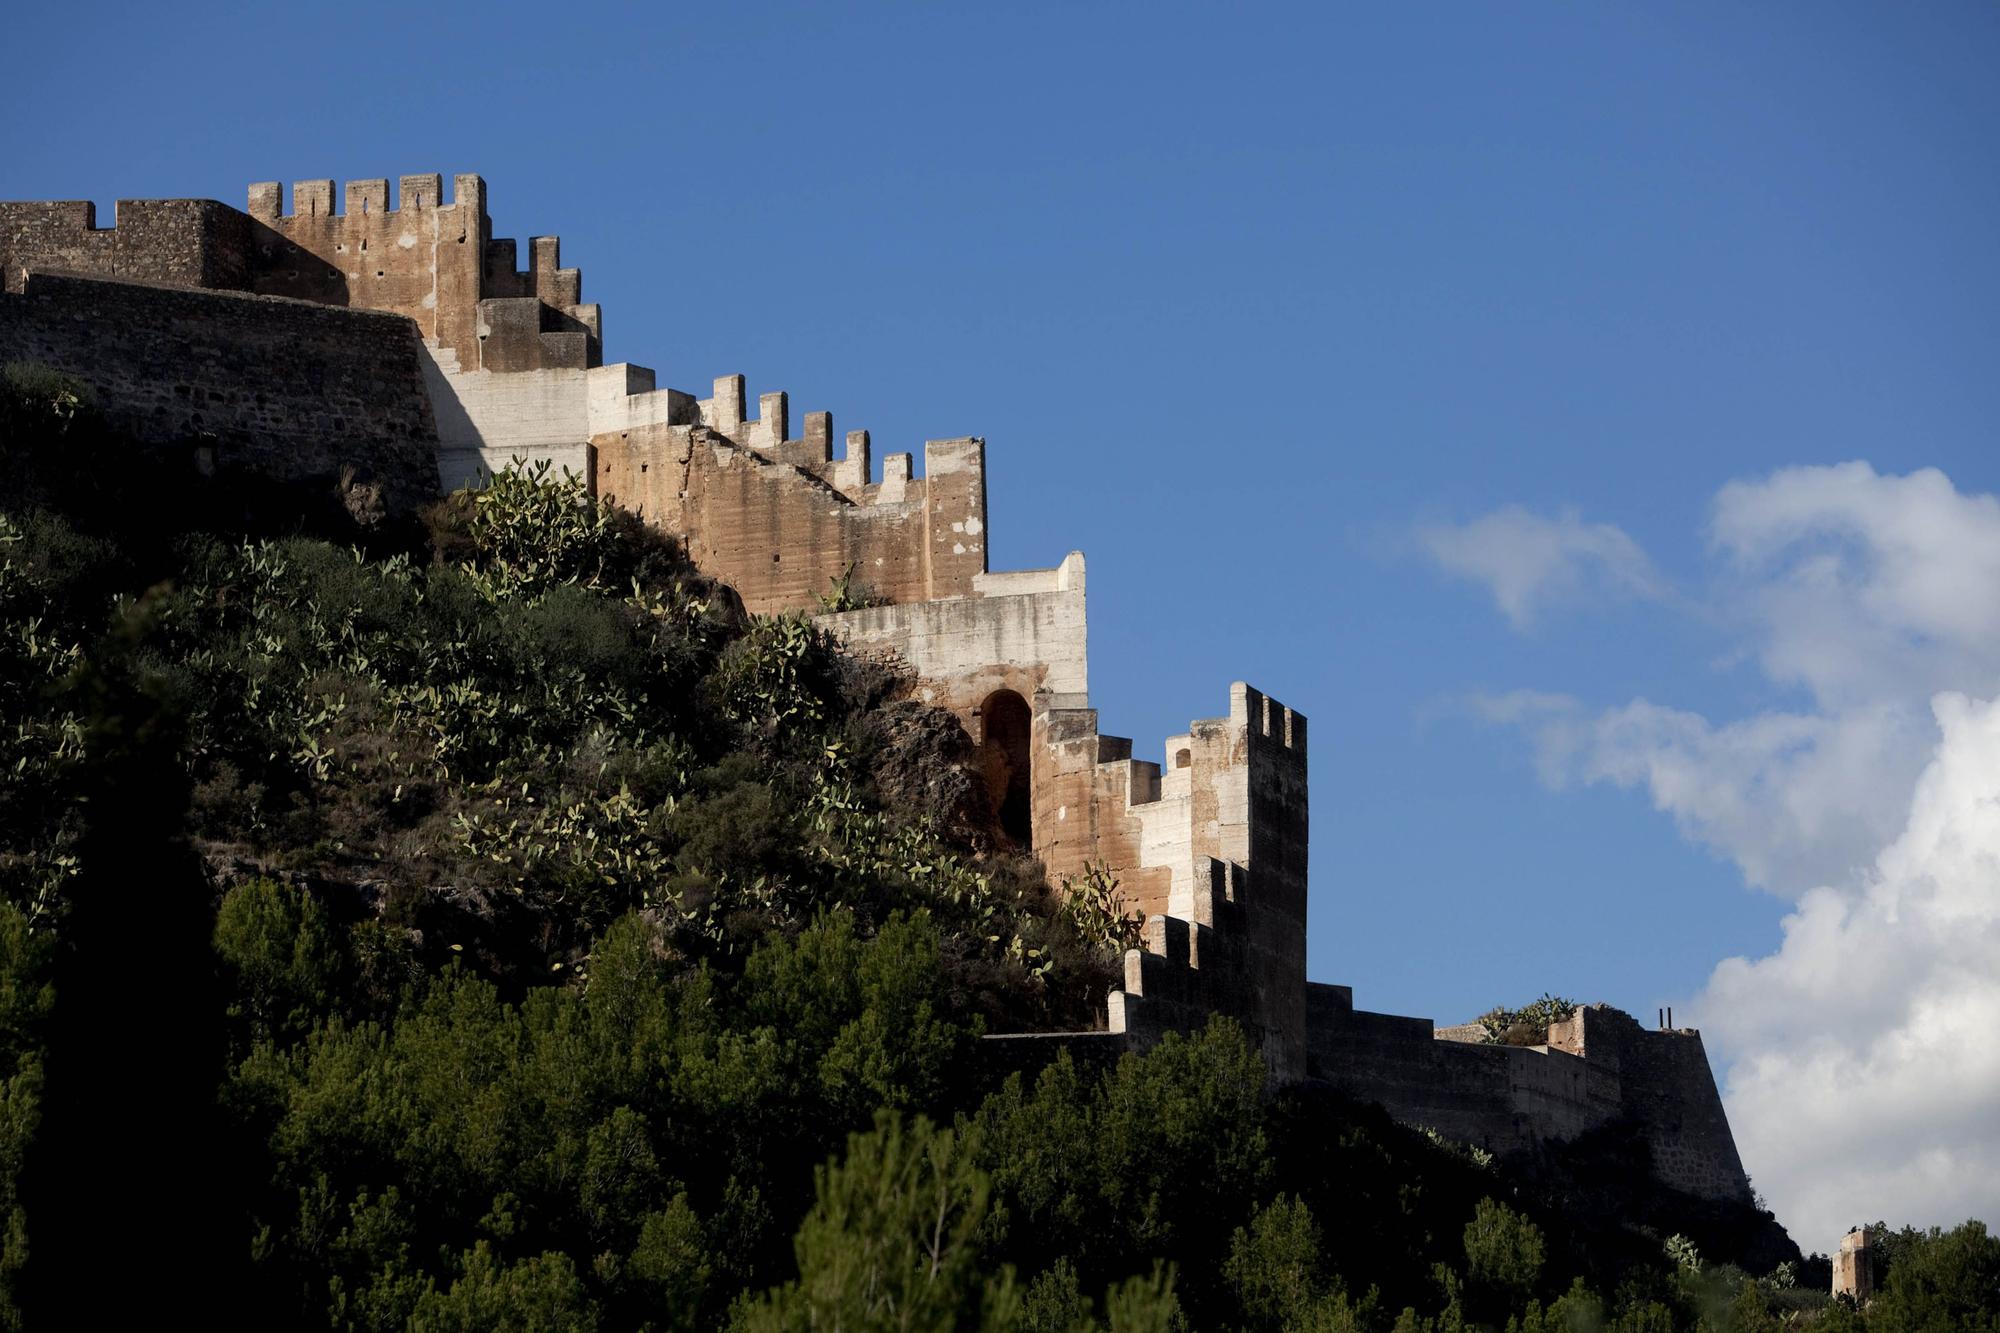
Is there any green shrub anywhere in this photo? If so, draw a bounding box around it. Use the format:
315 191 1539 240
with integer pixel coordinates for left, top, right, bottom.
1477 993 1579 1046
0 363 94 441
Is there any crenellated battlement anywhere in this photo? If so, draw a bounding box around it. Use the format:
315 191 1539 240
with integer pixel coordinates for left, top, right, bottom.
1025 682 1310 1077
240 172 596 373
243 173 482 222
1238 683 1308 756
690 373 891 496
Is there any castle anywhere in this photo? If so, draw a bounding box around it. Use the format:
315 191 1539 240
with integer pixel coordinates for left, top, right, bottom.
0 174 1754 1207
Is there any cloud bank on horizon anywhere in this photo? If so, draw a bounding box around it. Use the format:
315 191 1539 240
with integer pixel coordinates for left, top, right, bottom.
1421 461 2000 1249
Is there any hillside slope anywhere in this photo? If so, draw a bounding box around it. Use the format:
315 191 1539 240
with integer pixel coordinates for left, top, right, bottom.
6 366 1984 1332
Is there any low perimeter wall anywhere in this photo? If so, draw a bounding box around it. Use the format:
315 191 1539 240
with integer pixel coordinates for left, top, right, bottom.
1306 988 1752 1204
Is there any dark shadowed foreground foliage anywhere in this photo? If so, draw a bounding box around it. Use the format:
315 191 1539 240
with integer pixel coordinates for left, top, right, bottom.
0 369 1993 1329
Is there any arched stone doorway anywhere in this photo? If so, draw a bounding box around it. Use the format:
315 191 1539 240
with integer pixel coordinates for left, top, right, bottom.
978 689 1033 849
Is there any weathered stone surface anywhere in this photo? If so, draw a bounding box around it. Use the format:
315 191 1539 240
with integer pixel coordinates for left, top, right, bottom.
1833 1226 1874 1300
0 271 439 516
1304 995 1754 1204
1 198 250 293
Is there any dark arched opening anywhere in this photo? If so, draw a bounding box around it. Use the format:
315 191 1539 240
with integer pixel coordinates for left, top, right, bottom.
978 689 1033 849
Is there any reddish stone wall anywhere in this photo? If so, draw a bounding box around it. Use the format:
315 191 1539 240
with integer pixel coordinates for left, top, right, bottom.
595 422 988 615
245 176 599 373
1029 703 1175 913
1 177 598 377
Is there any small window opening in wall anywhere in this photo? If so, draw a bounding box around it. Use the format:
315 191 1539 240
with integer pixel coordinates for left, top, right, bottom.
771 552 781 563
639 463 648 473
1175 748 1191 769
360 239 367 252
376 270 385 278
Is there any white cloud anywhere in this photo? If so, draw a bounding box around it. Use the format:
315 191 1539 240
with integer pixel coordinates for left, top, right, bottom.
1711 462 2000 707
1466 464 2000 1247
1416 506 1663 629
1705 694 2000 1242
1578 698 1924 895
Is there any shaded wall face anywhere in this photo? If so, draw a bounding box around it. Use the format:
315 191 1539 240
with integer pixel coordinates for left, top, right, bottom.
1241 689 1310 1079
0 272 440 515
1588 1010 1752 1204
1306 996 1753 1205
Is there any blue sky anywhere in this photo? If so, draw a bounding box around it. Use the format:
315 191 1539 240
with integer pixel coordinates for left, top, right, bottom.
7 1 1998 1242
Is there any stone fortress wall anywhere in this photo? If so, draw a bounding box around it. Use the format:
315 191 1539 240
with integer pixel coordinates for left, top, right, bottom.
0 172 1755 1207
0 269 438 514
1308 990 1750 1201
1 197 254 293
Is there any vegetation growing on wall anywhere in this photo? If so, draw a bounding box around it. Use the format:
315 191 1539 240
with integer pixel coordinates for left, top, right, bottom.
1477 994 1580 1048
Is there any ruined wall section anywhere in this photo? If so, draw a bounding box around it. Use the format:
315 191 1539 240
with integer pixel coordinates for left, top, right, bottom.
0 198 250 293
0 271 438 514
245 175 599 373
1833 1228 1875 1301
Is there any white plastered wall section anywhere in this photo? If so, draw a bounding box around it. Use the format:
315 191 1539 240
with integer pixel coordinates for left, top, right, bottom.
813 552 1089 709
1122 687 1260 922
421 346 691 491
1133 753 1250 923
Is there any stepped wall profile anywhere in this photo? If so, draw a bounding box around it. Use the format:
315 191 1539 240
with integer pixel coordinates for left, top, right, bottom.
0 173 1756 1206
